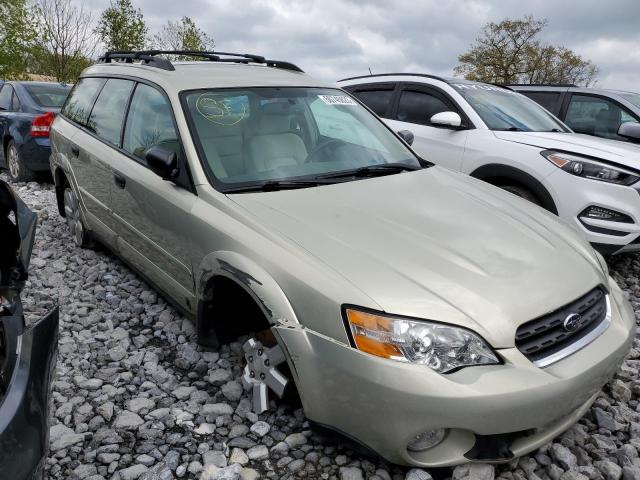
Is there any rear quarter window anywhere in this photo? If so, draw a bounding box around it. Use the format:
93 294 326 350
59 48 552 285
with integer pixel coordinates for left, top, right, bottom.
62 78 106 126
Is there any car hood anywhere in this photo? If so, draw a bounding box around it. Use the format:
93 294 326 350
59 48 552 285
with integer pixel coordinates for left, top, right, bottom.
230 167 606 348
493 131 640 169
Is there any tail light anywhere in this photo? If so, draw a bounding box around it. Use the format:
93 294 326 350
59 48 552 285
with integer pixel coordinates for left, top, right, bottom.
31 111 55 138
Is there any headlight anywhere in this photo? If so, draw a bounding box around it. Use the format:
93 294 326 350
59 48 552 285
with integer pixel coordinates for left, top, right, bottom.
344 308 500 373
541 150 640 186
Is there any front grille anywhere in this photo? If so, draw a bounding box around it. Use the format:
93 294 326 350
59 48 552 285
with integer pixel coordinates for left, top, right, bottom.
515 287 609 366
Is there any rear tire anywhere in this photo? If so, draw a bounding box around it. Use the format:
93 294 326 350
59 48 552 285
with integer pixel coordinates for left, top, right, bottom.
499 184 541 206
63 186 92 248
6 140 36 182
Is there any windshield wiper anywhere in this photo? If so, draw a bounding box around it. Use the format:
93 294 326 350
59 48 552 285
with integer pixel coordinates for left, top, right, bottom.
319 162 422 180
224 179 335 193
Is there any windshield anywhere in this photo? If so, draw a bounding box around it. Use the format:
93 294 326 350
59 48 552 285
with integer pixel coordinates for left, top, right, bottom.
620 93 640 110
182 87 420 191
452 83 569 132
23 83 71 108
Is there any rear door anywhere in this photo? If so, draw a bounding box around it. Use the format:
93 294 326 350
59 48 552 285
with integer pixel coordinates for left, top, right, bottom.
385 83 469 170
343 82 397 118
0 85 14 163
60 77 115 233
108 82 197 312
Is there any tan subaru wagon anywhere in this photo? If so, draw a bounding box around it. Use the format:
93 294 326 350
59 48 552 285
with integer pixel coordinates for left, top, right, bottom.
49 51 635 467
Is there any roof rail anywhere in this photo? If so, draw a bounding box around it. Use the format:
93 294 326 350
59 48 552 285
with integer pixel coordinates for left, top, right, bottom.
506 83 577 87
97 50 304 73
338 73 451 84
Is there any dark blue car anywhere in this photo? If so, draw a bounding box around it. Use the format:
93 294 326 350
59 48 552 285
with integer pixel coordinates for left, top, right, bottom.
0 81 71 181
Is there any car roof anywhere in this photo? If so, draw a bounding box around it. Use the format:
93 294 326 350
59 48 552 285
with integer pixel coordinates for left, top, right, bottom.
337 73 505 89
81 61 331 92
510 84 639 96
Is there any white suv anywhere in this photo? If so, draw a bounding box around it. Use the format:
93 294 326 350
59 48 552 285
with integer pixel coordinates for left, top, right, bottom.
338 74 640 255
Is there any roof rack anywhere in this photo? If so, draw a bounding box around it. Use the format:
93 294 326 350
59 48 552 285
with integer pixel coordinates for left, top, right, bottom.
97 50 304 73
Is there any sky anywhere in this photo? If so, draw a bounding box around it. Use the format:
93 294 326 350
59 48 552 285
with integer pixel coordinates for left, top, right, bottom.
77 0 640 91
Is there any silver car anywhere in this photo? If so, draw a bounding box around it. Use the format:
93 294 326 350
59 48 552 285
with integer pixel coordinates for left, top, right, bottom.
49 51 635 467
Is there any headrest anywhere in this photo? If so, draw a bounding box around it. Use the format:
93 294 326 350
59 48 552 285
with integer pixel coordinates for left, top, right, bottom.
257 102 294 135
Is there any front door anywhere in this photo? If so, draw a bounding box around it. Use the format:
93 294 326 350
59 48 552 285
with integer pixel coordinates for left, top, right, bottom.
385 85 469 171
108 82 197 312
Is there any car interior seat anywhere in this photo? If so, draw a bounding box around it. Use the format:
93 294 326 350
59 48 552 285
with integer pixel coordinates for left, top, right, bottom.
245 102 308 174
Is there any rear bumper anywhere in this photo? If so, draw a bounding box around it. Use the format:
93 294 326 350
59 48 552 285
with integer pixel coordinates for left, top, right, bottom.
275 279 634 467
18 138 51 172
0 306 59 480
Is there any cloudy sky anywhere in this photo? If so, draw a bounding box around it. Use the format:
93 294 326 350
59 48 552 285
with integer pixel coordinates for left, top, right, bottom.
77 0 640 90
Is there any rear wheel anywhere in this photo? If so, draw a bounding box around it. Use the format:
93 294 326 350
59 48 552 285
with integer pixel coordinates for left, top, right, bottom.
498 184 541 206
63 186 91 247
6 141 35 182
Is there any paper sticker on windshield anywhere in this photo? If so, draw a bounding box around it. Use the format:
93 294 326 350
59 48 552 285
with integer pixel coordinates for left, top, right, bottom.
318 95 357 106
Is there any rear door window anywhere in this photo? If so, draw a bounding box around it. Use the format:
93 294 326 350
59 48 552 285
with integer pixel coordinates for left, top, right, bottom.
87 79 134 146
565 94 640 140
521 91 562 115
0 85 14 111
123 83 180 161
348 85 395 117
62 77 106 126
396 89 453 126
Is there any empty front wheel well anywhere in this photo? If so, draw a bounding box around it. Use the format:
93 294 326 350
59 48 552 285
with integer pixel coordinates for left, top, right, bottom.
197 275 272 347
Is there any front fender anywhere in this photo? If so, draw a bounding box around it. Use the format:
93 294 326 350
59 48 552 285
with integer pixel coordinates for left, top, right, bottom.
196 251 299 328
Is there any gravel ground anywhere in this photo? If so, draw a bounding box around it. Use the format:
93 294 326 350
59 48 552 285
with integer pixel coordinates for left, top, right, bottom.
7 175 640 480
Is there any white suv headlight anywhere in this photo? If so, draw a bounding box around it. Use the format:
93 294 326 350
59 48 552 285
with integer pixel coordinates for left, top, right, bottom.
344 308 500 373
541 150 640 186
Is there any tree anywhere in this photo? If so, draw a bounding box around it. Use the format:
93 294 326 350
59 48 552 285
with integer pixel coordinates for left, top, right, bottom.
97 0 147 51
455 16 598 86
34 0 98 82
0 0 37 79
152 17 214 59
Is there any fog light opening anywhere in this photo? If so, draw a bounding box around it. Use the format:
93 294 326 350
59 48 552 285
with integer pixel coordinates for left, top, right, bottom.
579 206 633 223
407 429 447 452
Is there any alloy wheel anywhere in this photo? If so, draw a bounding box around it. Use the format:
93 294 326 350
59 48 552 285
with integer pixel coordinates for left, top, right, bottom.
63 187 86 246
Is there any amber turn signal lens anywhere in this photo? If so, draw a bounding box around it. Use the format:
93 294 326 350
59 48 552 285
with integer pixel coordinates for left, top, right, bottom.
345 309 403 359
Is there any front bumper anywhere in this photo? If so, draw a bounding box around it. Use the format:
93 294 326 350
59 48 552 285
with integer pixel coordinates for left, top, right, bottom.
544 168 640 254
275 280 635 467
0 305 59 480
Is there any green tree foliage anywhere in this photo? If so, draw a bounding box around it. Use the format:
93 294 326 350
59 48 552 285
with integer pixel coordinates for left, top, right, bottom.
0 0 37 79
152 17 215 59
455 16 598 86
98 0 147 51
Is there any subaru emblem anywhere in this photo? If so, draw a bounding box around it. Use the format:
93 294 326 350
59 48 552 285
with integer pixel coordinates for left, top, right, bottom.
563 313 582 332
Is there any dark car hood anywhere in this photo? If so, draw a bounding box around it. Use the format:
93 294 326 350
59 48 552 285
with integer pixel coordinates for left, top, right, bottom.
230 167 605 347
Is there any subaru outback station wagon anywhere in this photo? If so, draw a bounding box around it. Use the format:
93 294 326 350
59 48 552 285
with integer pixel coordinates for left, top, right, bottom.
339 74 640 255
50 51 634 467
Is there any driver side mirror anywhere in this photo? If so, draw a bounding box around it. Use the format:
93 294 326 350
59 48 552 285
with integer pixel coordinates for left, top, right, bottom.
145 146 179 180
618 122 640 142
397 129 414 145
430 111 463 129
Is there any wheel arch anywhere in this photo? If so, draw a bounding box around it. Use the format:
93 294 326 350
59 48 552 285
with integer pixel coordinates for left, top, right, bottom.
469 163 558 214
53 166 69 217
195 251 300 346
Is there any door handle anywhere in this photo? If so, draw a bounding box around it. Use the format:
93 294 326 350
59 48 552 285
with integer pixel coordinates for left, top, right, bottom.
113 173 126 189
71 146 80 157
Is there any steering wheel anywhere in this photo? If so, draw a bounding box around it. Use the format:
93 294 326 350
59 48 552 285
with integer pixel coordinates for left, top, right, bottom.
304 139 344 164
